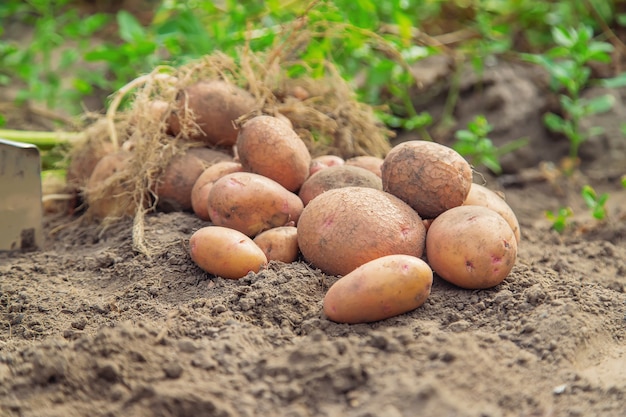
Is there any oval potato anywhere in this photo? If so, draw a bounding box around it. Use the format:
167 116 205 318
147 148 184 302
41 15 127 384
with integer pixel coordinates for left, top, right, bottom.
309 155 345 176
236 115 311 192
208 172 304 237
298 165 382 206
253 226 299 263
426 205 517 289
382 140 472 219
463 183 521 244
323 254 433 324
191 161 244 221
297 187 426 276
345 155 384 178
189 226 267 279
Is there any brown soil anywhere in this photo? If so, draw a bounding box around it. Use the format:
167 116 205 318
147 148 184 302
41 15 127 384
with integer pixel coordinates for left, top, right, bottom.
1 64 626 417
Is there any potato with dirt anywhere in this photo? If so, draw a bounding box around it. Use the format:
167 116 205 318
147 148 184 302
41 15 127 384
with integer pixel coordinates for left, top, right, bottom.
463 183 521 244
191 161 244 221
381 140 473 219
345 155 384 178
236 115 311 192
85 150 136 219
253 226 299 263
189 226 267 279
154 147 232 213
168 80 256 147
298 165 382 206
426 205 518 289
297 187 426 276
309 154 345 176
323 254 433 323
208 172 304 237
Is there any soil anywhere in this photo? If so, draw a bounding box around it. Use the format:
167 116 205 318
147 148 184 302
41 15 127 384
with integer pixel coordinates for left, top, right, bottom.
1 62 626 417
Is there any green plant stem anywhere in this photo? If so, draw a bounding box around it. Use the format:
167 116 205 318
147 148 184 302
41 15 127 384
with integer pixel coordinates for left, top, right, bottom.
0 129 84 148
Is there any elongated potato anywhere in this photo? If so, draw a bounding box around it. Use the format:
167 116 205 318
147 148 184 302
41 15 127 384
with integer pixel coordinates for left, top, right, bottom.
463 183 521 244
382 140 472 219
298 165 382 206
426 205 517 289
297 187 426 276
189 226 267 279
253 226 299 263
208 172 304 237
323 254 433 324
236 115 311 192
191 161 243 220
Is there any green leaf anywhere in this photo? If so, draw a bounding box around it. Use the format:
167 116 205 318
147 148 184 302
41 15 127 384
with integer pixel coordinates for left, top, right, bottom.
552 26 574 47
117 10 146 43
598 72 626 88
454 130 476 142
585 94 614 114
544 113 566 133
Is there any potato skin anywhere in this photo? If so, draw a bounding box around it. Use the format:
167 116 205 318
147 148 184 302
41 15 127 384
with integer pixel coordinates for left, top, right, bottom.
155 147 233 213
189 226 267 279
426 205 517 289
191 161 243 221
168 80 256 147
253 226 299 263
463 183 521 244
85 150 135 219
208 172 304 237
297 187 426 276
236 115 311 192
323 254 433 324
298 165 382 206
382 140 472 219
345 155 384 178
309 155 345 176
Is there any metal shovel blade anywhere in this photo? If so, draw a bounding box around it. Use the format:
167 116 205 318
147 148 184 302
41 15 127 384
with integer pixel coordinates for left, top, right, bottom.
0 138 44 252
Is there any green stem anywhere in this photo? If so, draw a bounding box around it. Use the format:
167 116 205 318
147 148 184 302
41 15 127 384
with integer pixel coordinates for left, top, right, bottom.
0 129 84 148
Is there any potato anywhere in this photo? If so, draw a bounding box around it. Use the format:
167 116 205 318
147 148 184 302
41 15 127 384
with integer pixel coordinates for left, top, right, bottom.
426 205 518 289
309 155 345 176
298 165 382 206
168 80 256 147
345 155 384 178
236 115 311 192
208 172 304 237
189 226 267 279
191 161 243 221
463 183 521 244
381 140 473 219
323 254 433 323
297 187 426 276
85 150 136 219
155 147 232 212
253 226 299 263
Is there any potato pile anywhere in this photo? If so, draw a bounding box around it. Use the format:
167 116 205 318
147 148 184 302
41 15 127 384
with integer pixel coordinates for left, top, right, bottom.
183 118 520 324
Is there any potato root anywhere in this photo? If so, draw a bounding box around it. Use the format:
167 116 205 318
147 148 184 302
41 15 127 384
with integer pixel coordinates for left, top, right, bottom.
323 254 433 323
297 187 426 276
189 226 267 279
426 205 517 289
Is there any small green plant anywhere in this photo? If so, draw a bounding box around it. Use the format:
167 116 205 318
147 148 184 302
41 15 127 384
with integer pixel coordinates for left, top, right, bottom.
522 25 614 164
581 185 609 220
545 206 573 233
621 175 626 188
452 115 526 174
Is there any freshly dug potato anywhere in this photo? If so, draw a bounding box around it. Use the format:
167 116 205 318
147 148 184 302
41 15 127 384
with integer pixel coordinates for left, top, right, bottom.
253 226 299 263
85 151 135 219
382 140 473 219
426 205 518 289
309 154 345 176
463 183 521 244
323 254 433 324
155 147 233 212
189 226 267 279
345 155 384 178
168 80 256 147
66 138 115 193
297 187 426 276
191 161 243 221
298 165 382 206
208 172 304 237
236 115 311 192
